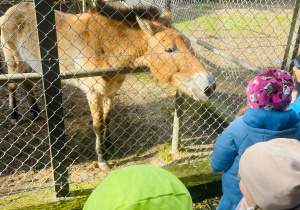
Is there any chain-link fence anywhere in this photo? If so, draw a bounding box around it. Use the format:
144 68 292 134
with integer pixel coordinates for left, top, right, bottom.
0 0 298 208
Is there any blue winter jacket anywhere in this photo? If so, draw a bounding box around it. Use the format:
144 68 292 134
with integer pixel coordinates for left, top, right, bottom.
211 108 299 210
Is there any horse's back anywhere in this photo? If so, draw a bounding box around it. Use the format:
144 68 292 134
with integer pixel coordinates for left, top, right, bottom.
1 3 38 71
1 2 79 73
1 2 35 35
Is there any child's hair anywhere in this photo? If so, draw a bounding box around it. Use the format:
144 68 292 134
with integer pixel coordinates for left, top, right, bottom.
236 107 247 117
247 69 294 111
239 138 300 210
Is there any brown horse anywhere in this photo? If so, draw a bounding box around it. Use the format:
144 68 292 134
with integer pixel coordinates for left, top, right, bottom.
0 1 216 171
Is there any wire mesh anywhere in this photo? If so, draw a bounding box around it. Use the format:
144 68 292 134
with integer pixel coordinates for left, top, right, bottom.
0 0 297 208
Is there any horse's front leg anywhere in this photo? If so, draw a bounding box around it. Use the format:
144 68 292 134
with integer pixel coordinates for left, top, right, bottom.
102 96 116 159
87 91 111 172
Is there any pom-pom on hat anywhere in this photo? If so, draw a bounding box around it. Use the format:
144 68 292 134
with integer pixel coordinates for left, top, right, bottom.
246 69 294 111
239 138 300 210
83 165 193 210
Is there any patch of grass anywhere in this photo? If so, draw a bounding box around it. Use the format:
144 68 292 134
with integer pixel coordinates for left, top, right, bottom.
158 143 173 162
192 3 212 10
135 73 154 84
0 180 100 209
217 15 270 31
175 13 291 36
160 104 174 118
276 16 291 24
1 160 221 209
158 143 187 162
174 20 197 34
199 18 218 32
193 196 220 210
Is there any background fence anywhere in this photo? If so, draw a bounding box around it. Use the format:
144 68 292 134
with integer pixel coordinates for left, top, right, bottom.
0 0 299 209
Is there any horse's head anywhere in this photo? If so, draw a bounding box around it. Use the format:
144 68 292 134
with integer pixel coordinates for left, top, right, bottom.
137 10 216 101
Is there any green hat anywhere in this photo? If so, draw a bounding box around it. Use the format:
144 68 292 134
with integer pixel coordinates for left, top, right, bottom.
83 165 193 210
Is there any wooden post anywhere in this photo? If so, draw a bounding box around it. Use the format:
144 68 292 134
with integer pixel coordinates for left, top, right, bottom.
82 0 87 13
281 0 300 73
59 0 62 11
165 0 171 9
34 0 69 197
171 91 184 153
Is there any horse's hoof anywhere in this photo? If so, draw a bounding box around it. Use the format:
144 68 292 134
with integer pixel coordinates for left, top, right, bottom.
29 106 41 121
27 111 40 121
96 162 111 172
109 145 117 153
9 118 18 125
10 111 19 121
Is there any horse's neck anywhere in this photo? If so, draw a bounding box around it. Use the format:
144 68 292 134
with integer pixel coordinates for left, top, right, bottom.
92 14 149 56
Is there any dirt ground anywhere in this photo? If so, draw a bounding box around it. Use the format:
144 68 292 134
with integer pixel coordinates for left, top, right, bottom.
0 66 221 193
0 1 290 202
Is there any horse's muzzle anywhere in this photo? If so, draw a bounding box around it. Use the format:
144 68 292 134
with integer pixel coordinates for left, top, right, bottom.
186 71 217 101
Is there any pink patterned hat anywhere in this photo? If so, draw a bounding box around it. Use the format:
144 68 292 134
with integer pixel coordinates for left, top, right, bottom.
247 69 294 111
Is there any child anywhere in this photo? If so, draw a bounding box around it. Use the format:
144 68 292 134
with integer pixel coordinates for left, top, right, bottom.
288 54 300 114
210 69 299 210
83 165 193 210
236 138 300 210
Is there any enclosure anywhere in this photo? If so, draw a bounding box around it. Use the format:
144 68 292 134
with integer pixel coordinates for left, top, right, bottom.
0 0 299 209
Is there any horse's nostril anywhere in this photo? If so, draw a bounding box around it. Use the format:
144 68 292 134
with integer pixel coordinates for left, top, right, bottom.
212 83 216 91
204 84 216 97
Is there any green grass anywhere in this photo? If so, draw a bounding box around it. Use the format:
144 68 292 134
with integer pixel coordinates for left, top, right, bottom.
0 162 222 210
135 73 155 84
175 13 291 36
193 197 220 210
0 180 100 210
192 3 213 10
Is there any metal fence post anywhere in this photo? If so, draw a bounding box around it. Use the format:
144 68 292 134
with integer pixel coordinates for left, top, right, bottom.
281 0 300 72
34 0 69 197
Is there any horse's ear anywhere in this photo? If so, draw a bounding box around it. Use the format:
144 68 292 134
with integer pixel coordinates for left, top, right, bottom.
162 7 173 23
160 7 173 27
136 16 153 35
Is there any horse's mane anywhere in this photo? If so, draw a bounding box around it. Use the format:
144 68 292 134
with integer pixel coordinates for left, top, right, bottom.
89 0 169 26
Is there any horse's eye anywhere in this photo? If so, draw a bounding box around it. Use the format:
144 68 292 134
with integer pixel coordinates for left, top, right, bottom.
165 46 177 53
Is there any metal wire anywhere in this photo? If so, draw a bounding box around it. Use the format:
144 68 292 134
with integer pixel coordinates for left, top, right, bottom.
0 0 296 208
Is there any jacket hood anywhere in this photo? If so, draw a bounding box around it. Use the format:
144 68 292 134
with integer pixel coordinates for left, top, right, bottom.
243 108 299 143
83 165 193 210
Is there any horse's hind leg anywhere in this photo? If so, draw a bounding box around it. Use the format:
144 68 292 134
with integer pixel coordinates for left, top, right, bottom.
23 79 40 120
6 56 20 123
7 82 19 122
6 55 40 122
22 66 40 119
